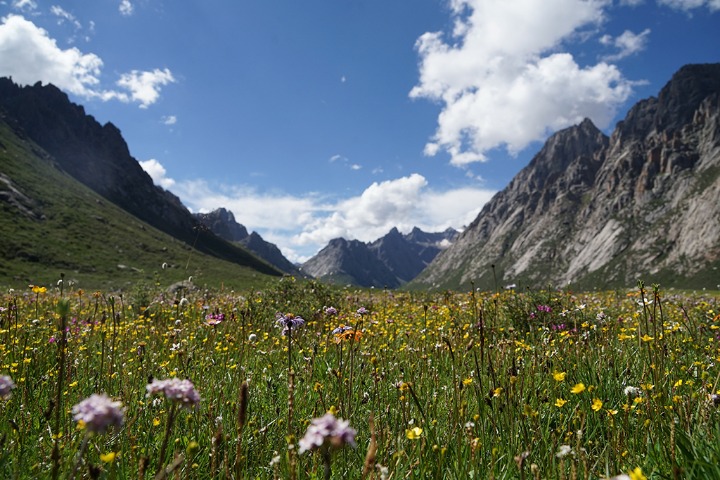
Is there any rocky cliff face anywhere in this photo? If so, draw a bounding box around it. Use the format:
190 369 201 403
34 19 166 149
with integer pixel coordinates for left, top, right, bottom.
0 78 281 277
303 227 458 288
412 63 720 291
194 208 303 276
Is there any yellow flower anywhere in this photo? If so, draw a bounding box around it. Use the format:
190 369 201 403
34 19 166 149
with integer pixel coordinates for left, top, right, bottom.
640 334 654 342
673 379 683 388
570 383 586 394
555 398 568 408
591 398 603 412
153 418 161 427
493 387 503 397
406 427 423 440
100 452 117 463
553 371 566 382
462 378 473 386
629 467 647 480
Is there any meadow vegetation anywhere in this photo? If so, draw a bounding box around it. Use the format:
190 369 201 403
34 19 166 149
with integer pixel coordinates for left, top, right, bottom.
0 276 719 479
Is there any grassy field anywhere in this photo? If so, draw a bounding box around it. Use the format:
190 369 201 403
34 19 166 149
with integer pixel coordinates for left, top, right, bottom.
0 277 719 479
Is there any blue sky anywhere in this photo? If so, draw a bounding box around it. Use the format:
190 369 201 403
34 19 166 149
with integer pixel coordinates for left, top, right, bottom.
0 0 718 262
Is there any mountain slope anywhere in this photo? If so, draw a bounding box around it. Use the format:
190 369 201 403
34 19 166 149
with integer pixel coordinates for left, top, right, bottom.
411 63 720 291
194 208 303 276
0 78 281 278
0 115 277 290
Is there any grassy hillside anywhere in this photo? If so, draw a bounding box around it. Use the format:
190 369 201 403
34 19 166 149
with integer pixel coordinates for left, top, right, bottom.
0 119 279 291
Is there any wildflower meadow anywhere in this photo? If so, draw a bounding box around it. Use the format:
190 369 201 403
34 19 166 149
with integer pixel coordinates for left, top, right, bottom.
1 277 719 479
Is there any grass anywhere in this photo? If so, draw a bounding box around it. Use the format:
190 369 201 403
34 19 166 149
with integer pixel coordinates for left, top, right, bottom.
0 277 719 479
0 120 280 291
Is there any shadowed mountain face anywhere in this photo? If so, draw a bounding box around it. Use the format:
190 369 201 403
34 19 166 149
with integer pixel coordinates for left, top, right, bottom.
411 63 720 291
301 227 458 288
194 208 304 277
0 78 281 277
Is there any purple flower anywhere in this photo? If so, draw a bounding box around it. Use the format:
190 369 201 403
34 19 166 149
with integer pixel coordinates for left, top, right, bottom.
275 313 305 336
72 393 125 434
356 307 369 316
324 306 338 316
146 378 201 408
205 312 225 326
332 325 353 335
0 375 16 400
298 413 357 454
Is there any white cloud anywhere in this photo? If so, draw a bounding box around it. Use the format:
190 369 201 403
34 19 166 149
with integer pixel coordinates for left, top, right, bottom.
0 15 174 108
658 0 720 11
119 0 134 16
50 5 81 30
169 173 495 262
600 29 651 61
12 0 37 11
139 159 175 189
162 115 178 125
116 69 175 108
411 0 635 166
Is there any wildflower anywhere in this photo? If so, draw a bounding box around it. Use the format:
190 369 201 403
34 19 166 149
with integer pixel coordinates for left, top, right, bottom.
248 333 257 342
100 452 117 463
570 383 586 394
552 371 566 382
356 307 369 316
71 394 125 434
0 375 16 400
146 378 201 408
332 324 353 335
629 467 647 480
204 312 224 326
556 445 572 458
708 394 720 406
591 398 603 412
275 313 305 336
554 398 568 408
298 413 357 453
624 386 642 397
324 306 338 316
406 426 423 440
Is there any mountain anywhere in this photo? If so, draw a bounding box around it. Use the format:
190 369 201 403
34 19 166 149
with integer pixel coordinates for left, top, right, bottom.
0 78 282 288
194 208 303 276
411 63 720 291
302 227 458 288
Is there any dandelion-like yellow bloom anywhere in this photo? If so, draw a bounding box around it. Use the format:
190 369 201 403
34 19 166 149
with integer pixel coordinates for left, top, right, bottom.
629 467 647 480
553 371 566 382
406 427 423 440
100 452 117 463
462 377 473 386
570 383 586 394
555 398 568 408
591 398 603 412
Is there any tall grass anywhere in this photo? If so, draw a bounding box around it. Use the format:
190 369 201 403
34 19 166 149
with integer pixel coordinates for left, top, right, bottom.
0 276 718 478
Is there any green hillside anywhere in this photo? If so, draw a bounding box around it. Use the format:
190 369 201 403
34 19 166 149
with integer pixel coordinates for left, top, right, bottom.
0 119 278 291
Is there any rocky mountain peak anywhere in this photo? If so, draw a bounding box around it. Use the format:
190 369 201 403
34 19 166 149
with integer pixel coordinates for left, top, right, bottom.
413 63 720 291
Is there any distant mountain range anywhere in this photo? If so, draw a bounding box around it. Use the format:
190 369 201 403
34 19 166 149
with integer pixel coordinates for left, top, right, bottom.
301 227 458 288
1 63 718 291
410 63 720 291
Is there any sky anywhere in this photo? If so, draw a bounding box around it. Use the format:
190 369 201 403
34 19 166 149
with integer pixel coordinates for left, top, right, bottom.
0 1 718 263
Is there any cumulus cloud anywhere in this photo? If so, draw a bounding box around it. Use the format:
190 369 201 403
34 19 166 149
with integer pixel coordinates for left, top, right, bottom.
411 0 635 166
162 115 177 125
0 15 174 107
139 159 175 189
600 29 651 61
116 69 175 108
168 173 495 262
119 0 134 16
